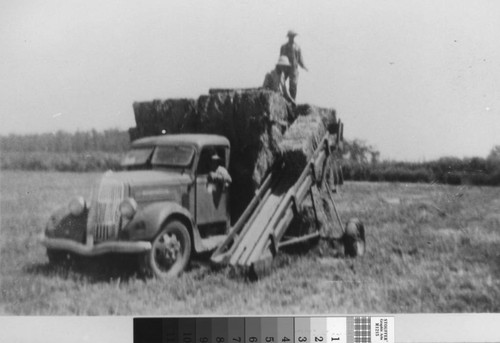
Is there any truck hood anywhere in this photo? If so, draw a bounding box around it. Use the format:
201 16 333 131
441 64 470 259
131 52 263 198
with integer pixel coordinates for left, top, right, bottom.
109 170 192 188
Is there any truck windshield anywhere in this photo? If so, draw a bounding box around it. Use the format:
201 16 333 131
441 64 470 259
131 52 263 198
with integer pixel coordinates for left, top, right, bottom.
121 147 154 167
151 145 195 168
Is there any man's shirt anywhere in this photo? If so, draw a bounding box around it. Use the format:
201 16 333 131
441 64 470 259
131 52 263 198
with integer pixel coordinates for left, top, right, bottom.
280 42 306 73
208 166 232 187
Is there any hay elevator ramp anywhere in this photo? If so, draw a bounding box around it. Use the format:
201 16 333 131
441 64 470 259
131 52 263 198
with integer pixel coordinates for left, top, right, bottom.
211 132 341 279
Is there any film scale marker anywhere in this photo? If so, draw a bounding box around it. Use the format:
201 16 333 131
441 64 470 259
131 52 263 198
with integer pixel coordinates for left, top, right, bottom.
134 316 394 343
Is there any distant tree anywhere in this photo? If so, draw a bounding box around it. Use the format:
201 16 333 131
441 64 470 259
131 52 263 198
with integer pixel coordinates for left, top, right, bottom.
486 145 500 172
488 145 500 162
0 129 130 153
343 139 380 164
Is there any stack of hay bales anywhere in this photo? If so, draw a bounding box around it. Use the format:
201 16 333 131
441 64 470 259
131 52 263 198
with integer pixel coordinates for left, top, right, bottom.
130 90 337 221
131 89 291 220
227 90 290 217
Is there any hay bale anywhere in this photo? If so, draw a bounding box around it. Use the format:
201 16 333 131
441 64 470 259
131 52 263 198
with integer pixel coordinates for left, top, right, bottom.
196 92 236 139
296 104 337 133
279 106 334 177
232 90 289 148
132 99 197 138
208 87 261 95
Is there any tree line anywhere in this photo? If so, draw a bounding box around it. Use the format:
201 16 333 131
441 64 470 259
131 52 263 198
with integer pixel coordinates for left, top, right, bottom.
0 129 130 153
341 140 500 186
1 129 499 186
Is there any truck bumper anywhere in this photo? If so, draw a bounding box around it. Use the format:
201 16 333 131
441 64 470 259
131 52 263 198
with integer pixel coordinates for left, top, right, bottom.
41 236 152 256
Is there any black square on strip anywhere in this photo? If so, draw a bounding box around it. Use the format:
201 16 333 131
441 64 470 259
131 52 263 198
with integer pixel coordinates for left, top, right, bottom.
354 317 371 343
134 318 163 343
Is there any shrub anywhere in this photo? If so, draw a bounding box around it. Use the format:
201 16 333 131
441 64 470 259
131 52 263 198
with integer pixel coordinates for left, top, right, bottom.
0 152 122 172
340 158 499 186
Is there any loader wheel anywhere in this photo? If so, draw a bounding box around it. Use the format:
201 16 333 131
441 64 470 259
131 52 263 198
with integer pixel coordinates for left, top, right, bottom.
144 220 191 279
343 218 366 258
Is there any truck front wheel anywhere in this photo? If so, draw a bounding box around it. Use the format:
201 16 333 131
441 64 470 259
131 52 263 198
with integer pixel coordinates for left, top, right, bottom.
143 220 191 278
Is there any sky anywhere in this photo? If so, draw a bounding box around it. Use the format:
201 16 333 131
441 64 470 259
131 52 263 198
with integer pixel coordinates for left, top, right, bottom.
1 0 499 161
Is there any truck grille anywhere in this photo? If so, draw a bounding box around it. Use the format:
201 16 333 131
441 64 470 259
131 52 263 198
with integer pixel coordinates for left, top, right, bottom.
87 174 125 243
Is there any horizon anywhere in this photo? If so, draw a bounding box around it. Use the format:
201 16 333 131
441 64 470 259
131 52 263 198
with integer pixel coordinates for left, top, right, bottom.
1 0 499 161
0 124 496 163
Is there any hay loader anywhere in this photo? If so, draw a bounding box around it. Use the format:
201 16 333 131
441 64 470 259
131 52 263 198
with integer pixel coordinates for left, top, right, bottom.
211 122 366 279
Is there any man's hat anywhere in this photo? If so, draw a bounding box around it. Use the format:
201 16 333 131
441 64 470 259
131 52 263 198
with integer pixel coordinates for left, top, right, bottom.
276 55 291 67
287 30 298 37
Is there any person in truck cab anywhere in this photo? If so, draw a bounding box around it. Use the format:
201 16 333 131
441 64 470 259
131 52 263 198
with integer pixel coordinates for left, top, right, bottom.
208 153 232 189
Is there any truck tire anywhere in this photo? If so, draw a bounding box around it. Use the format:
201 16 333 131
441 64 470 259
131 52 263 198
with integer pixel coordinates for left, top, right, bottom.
343 218 366 257
144 220 191 279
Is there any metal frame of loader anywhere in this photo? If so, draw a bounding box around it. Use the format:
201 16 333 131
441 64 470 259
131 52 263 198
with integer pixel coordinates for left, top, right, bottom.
211 121 362 279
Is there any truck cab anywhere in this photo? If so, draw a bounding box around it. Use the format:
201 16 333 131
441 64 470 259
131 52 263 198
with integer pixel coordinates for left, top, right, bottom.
42 134 231 278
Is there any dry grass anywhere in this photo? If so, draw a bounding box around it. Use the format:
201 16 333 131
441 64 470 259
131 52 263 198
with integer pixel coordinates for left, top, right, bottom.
1 171 500 315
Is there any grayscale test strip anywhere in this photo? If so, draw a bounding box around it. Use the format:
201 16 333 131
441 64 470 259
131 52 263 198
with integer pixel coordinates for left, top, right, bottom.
134 316 394 343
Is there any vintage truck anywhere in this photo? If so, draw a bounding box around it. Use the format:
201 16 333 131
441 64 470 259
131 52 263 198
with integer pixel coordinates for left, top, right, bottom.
42 134 233 278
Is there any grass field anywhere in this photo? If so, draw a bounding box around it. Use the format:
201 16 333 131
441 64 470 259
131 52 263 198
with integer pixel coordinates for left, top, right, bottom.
1 171 499 315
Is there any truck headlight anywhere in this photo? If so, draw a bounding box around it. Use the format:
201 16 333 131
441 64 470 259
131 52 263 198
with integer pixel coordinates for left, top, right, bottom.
119 198 137 220
68 196 86 216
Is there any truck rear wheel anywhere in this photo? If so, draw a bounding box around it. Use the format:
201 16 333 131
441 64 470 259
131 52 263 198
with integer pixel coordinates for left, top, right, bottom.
144 220 191 278
343 218 366 257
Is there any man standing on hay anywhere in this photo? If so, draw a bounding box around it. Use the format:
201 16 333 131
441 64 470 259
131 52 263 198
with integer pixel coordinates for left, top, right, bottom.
280 30 308 100
262 55 296 106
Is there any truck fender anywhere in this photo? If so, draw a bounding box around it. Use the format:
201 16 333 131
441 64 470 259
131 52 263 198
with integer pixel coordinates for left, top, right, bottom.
124 202 204 252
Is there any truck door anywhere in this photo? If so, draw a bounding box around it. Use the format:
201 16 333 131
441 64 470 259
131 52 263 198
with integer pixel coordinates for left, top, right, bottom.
195 146 230 226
